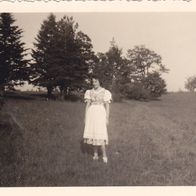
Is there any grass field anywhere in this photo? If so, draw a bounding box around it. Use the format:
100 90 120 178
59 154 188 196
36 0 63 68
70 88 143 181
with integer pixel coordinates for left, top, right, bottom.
1 91 196 186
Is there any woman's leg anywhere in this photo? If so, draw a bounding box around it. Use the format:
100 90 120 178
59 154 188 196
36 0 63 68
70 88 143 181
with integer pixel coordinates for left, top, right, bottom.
93 145 98 160
101 144 108 163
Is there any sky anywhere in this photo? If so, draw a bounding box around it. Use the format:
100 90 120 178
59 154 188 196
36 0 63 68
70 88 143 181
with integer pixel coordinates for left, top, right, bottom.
13 12 196 92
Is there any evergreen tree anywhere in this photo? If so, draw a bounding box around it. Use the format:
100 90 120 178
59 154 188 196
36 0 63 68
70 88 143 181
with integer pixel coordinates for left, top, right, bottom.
55 16 95 99
30 14 95 99
0 13 29 96
30 13 59 97
93 40 129 101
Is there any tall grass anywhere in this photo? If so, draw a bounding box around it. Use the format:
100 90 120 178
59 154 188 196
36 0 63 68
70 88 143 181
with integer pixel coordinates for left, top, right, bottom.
1 92 196 186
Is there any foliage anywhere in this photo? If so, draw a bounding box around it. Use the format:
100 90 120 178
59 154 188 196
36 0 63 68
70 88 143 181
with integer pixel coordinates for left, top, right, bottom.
122 72 167 100
93 43 168 101
93 40 128 101
30 14 59 97
55 16 95 98
30 14 95 99
185 75 196 92
0 13 29 96
127 45 168 78
142 72 167 98
123 45 168 99
122 82 150 100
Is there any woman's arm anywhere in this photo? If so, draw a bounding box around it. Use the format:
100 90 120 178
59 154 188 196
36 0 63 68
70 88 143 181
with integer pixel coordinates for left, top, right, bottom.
105 102 110 125
84 101 91 124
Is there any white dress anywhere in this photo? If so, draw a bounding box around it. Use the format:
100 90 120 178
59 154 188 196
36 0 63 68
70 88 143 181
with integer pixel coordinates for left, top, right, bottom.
83 88 112 146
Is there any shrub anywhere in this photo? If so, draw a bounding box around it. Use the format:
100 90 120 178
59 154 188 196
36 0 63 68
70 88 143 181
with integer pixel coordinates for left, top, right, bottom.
123 82 150 100
142 72 167 98
111 91 123 102
121 72 166 100
185 75 196 92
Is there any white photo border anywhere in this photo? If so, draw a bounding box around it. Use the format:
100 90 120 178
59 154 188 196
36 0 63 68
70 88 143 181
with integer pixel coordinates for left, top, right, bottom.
0 1 196 196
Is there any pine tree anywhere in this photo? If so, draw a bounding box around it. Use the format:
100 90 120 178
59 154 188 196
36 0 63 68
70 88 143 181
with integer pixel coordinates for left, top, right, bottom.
93 40 128 101
30 14 95 99
55 16 95 99
0 13 29 97
30 13 59 97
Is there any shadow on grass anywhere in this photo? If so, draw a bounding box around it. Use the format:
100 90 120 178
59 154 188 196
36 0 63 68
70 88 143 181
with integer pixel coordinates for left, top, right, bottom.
5 91 83 102
0 111 24 186
5 91 54 101
80 140 93 156
80 140 104 158
5 91 35 101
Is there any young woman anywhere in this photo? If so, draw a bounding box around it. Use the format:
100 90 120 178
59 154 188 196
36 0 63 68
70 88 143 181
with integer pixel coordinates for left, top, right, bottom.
83 76 112 163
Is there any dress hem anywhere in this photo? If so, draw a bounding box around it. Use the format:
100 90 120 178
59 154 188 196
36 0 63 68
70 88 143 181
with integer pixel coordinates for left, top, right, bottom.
83 138 108 146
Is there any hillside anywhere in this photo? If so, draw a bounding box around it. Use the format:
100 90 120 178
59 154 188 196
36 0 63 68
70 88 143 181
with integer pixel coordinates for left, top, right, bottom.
1 92 196 186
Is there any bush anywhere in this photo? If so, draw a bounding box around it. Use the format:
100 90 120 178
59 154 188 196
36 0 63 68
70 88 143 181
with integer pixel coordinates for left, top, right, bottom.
123 82 150 100
111 91 123 102
185 75 196 92
121 72 166 100
64 94 82 102
142 72 167 98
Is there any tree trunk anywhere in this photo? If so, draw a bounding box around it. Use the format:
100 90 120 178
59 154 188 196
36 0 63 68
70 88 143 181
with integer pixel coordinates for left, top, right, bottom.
47 86 53 99
60 88 65 100
59 85 71 101
0 85 5 110
0 85 5 97
66 87 70 96
110 73 115 92
146 67 149 76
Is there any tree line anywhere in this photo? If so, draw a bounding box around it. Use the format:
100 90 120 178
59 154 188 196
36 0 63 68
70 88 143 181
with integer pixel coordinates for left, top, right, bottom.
0 13 169 102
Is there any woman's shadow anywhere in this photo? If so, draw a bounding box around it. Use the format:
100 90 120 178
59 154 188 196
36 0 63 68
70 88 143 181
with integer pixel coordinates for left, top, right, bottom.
80 140 102 157
80 140 93 155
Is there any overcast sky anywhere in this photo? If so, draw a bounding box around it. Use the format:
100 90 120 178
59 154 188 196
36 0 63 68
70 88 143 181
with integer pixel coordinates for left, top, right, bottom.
13 12 196 92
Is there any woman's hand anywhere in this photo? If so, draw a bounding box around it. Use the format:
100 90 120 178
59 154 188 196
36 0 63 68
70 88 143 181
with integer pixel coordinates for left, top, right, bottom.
105 102 110 126
106 116 109 125
84 101 90 125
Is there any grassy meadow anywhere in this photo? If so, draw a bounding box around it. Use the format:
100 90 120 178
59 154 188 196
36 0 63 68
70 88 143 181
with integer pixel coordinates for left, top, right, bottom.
1 91 196 186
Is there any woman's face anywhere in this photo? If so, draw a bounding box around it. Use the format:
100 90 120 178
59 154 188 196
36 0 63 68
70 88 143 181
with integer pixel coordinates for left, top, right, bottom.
92 78 100 89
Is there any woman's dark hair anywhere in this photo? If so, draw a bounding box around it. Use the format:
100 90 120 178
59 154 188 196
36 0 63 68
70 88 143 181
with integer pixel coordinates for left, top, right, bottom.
91 74 103 86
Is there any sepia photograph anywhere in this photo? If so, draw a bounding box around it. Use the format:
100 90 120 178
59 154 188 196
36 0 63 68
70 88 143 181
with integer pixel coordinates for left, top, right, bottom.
1 11 196 189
